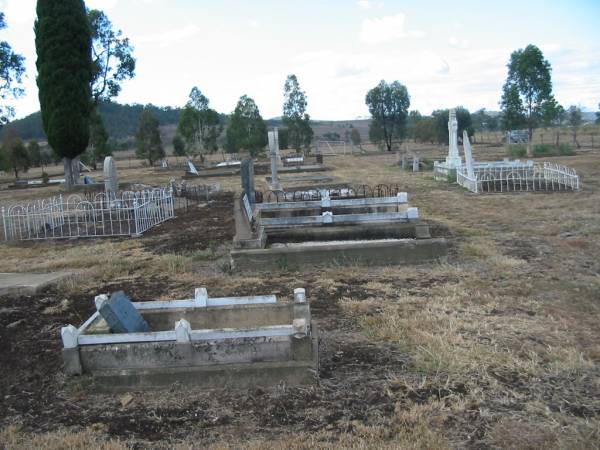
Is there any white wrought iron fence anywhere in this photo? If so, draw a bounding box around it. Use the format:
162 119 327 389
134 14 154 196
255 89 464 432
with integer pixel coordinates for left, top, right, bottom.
2 189 175 241
456 162 580 194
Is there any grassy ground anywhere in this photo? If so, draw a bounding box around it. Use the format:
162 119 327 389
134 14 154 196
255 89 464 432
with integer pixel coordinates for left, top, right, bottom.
0 144 599 449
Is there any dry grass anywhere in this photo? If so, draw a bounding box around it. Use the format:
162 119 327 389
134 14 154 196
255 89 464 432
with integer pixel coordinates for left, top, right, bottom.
0 425 127 450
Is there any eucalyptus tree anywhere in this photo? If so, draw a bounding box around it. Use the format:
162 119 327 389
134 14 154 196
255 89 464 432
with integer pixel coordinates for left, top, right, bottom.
225 95 267 157
365 80 410 151
283 74 313 152
500 44 553 155
0 12 25 125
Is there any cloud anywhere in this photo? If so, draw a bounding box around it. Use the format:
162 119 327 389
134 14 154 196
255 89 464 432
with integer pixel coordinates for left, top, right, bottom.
449 36 470 49
359 13 425 44
87 0 119 10
1 0 36 25
250 19 260 29
135 25 200 48
356 0 384 10
335 62 369 78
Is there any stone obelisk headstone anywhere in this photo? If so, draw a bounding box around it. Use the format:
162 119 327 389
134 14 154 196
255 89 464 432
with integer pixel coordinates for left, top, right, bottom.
274 127 282 166
241 158 255 205
103 156 118 198
462 130 475 178
268 130 282 191
445 108 462 169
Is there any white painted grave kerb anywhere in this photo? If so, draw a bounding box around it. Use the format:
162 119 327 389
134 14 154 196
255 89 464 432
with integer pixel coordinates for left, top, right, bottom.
61 287 306 348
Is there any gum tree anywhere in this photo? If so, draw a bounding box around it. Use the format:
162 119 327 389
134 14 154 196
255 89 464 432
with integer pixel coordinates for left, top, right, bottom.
136 107 164 166
177 87 222 162
282 74 313 153
0 12 25 125
500 44 553 156
225 95 267 157
365 80 410 152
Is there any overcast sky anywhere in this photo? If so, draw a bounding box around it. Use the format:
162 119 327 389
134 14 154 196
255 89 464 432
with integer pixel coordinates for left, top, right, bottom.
1 0 599 120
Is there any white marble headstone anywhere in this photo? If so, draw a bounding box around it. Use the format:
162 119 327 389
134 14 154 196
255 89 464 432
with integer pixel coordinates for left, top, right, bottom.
462 130 475 178
103 156 118 194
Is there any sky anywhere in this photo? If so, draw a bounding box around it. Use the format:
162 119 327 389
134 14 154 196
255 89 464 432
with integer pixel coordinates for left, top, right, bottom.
1 0 599 120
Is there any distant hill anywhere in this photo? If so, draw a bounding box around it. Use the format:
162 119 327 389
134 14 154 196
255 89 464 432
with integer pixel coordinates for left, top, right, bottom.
2 101 183 142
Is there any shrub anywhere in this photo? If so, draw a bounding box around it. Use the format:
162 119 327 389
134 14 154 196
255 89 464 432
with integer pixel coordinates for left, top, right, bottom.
533 144 556 157
531 144 576 158
508 145 527 158
558 144 575 156
420 158 434 171
41 172 49 184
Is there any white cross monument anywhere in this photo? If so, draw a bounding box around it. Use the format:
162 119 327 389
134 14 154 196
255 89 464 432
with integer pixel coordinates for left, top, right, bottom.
445 108 462 170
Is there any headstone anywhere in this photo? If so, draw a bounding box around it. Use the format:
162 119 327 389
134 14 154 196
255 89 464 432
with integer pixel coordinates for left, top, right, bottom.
161 159 168 168
187 160 199 176
462 130 475 178
103 156 118 196
274 127 282 166
412 156 420 172
268 130 281 190
445 108 462 169
241 158 255 205
96 291 150 334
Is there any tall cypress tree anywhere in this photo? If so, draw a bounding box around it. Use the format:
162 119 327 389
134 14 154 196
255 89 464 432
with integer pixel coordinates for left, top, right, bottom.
35 0 92 188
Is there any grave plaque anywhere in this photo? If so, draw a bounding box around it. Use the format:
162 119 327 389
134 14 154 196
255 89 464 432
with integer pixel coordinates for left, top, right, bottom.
187 160 199 176
243 193 254 223
96 291 150 334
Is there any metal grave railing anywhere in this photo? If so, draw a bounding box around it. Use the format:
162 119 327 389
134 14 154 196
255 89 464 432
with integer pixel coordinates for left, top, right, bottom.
2 188 175 241
456 162 580 194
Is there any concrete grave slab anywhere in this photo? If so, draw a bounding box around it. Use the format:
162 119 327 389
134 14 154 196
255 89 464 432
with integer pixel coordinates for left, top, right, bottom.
0 271 76 296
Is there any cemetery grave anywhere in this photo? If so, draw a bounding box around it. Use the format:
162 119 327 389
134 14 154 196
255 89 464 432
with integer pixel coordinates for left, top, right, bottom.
232 159 447 270
61 287 318 390
1 157 175 241
434 109 582 193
